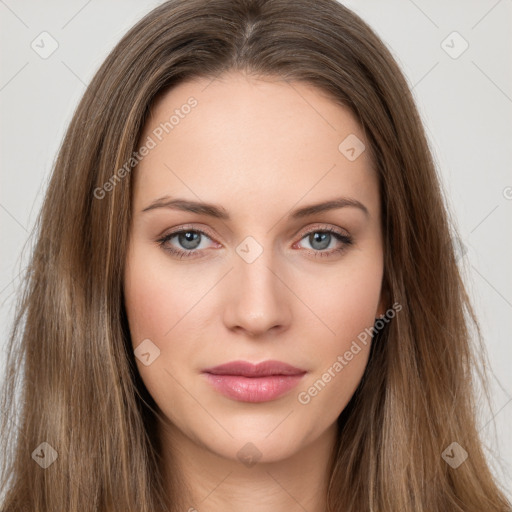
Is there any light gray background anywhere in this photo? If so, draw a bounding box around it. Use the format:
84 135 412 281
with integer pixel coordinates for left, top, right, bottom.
1 0 511 499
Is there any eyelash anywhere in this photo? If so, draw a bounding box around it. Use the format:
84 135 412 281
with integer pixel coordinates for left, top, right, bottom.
156 224 353 260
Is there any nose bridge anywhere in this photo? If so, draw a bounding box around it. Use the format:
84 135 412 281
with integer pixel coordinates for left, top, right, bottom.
223 234 291 335
237 241 277 296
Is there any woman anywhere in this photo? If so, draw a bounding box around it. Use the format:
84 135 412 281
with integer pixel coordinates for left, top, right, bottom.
1 0 510 510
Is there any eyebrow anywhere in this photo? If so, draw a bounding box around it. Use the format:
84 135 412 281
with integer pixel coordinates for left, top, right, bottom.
141 196 369 219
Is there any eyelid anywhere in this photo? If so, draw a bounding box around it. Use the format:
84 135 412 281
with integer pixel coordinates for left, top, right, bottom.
159 223 219 243
294 223 350 240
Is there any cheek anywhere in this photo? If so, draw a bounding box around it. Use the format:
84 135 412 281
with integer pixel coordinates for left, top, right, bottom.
294 255 382 409
309 256 383 344
124 249 194 344
123 246 213 399
123 251 196 419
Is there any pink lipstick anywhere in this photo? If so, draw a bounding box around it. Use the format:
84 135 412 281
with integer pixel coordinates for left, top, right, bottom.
202 360 306 403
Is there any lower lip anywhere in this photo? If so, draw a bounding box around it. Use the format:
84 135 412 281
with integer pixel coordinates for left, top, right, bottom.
203 373 305 403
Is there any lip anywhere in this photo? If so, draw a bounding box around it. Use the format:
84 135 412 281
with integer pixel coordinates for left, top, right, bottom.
202 360 307 403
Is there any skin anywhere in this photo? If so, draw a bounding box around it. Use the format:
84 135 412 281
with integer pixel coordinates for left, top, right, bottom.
123 71 386 512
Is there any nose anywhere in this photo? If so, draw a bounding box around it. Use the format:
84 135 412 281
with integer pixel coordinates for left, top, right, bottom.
222 245 292 338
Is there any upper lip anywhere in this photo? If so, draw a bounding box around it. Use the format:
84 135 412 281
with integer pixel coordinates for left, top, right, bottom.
202 360 306 377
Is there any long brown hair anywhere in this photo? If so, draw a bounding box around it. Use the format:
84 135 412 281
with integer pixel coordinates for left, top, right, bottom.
1 0 510 510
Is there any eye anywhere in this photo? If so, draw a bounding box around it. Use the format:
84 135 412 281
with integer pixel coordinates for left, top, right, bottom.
294 226 353 258
157 227 217 259
157 225 353 259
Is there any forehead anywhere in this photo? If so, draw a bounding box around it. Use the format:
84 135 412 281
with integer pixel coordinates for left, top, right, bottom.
133 72 378 218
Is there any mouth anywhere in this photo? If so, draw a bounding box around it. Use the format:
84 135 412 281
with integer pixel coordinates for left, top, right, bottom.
201 360 307 403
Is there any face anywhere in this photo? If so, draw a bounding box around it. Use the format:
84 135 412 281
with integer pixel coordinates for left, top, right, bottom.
123 71 385 464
